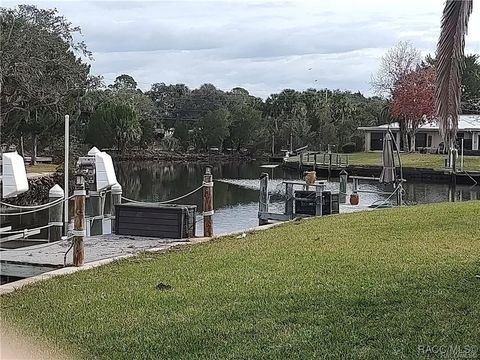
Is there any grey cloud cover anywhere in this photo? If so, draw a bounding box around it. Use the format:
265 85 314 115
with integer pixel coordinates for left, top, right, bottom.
4 0 480 97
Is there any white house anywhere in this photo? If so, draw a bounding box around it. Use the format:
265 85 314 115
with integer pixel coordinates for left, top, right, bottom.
358 114 480 152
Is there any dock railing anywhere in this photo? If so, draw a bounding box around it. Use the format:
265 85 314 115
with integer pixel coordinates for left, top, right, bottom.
300 151 350 168
258 174 327 225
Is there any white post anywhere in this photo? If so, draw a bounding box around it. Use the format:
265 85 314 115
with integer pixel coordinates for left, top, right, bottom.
461 138 464 171
111 183 122 233
64 114 69 234
48 184 64 242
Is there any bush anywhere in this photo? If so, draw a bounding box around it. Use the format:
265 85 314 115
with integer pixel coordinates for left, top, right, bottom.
341 142 356 153
463 149 480 156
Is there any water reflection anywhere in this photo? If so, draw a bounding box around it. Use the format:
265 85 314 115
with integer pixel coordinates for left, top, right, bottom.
115 161 480 234
3 161 478 240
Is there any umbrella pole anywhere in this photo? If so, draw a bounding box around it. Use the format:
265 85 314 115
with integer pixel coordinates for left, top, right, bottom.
389 129 403 206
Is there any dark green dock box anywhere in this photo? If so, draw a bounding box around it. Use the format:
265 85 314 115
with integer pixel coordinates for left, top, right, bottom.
115 203 196 239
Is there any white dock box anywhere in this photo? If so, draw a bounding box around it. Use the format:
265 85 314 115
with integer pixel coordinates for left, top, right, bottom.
95 151 117 191
2 152 29 198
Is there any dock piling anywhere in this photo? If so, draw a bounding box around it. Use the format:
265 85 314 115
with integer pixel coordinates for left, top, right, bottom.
48 185 64 242
315 185 323 216
328 153 332 178
285 182 294 217
73 173 86 266
339 170 348 204
90 191 102 236
203 167 214 237
259 173 269 225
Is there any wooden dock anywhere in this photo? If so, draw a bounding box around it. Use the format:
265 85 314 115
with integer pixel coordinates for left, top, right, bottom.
0 234 191 279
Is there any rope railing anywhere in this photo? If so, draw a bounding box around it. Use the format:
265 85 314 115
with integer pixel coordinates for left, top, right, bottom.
0 223 53 235
0 236 72 252
0 195 75 217
0 197 63 210
121 184 204 204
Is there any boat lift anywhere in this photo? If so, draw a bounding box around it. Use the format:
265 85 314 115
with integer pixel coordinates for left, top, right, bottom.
258 174 340 225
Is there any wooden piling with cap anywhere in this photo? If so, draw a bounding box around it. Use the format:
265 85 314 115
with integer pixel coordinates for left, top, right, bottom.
203 167 214 237
73 173 86 266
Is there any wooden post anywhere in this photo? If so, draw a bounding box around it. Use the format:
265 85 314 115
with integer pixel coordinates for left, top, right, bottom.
73 173 85 266
48 184 64 242
396 180 403 206
328 153 332 178
259 173 269 225
203 166 214 237
299 153 303 170
111 183 122 233
313 153 317 171
339 170 348 204
315 185 324 216
285 183 294 217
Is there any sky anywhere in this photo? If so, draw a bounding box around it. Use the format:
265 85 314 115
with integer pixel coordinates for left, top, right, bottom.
4 0 480 98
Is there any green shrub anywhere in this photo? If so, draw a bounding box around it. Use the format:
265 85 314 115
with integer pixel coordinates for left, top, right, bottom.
342 142 356 153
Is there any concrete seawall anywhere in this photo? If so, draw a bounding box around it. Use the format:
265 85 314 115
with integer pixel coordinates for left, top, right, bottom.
283 162 480 185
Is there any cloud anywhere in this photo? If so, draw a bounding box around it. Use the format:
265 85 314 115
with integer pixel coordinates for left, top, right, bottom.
2 0 479 97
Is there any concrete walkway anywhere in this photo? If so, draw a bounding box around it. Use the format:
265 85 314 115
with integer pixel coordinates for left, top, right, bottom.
0 223 281 295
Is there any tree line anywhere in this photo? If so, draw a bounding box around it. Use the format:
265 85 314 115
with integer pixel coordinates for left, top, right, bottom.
1 6 479 163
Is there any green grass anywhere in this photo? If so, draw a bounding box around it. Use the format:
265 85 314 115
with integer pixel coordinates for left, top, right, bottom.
347 152 480 169
297 152 480 170
26 163 58 173
2 202 480 359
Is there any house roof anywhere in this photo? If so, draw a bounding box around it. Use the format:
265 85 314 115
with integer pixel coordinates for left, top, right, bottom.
358 114 480 132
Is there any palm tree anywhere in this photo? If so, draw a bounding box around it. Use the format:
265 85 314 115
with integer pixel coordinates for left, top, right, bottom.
435 0 473 150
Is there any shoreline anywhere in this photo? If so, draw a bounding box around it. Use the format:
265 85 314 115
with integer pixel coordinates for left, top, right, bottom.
110 150 258 163
0 172 63 206
283 161 480 185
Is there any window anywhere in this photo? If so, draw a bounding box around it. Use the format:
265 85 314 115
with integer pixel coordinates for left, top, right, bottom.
370 132 384 151
415 133 427 148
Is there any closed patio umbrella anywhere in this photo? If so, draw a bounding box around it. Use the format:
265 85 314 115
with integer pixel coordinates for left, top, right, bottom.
379 132 396 184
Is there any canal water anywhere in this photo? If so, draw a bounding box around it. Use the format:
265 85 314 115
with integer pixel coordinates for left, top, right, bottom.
115 160 480 235
3 160 479 240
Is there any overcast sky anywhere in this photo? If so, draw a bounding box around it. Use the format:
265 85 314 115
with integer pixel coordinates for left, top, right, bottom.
5 0 480 98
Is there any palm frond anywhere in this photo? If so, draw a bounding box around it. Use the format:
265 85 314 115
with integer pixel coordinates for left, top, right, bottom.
435 0 473 146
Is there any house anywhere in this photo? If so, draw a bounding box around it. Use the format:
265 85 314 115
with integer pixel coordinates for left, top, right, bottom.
358 114 480 152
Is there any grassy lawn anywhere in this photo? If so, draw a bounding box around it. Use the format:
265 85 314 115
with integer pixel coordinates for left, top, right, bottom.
26 163 58 173
347 152 480 169
2 201 480 359
298 152 480 170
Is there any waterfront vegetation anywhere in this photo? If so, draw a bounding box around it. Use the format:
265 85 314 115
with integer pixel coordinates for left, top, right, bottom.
297 152 480 170
2 201 479 359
